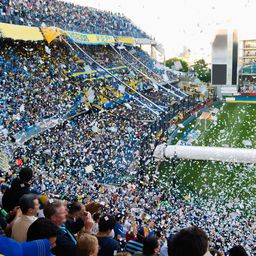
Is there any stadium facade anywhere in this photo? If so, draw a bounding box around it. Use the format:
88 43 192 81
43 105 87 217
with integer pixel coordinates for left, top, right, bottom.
211 29 239 97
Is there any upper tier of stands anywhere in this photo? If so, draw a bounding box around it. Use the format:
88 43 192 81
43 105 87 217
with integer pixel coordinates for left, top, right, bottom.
0 0 150 38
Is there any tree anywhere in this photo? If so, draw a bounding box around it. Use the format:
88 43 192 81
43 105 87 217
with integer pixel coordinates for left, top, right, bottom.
165 57 189 72
193 59 211 83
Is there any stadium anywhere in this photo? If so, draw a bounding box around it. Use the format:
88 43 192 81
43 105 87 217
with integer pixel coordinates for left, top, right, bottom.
0 1 255 256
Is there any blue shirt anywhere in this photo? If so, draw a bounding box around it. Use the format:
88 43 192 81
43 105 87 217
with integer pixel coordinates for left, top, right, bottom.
97 236 121 256
114 223 125 238
125 239 144 254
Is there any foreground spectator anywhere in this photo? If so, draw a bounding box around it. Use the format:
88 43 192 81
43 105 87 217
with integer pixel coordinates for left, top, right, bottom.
97 214 121 256
0 236 51 256
125 226 149 254
66 201 84 233
134 235 160 256
2 167 33 212
91 212 101 235
76 233 99 256
168 226 211 256
0 205 21 237
11 193 39 242
27 217 59 249
44 199 93 256
228 245 248 256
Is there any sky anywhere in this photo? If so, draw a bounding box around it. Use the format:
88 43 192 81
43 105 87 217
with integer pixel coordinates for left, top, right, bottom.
63 0 256 60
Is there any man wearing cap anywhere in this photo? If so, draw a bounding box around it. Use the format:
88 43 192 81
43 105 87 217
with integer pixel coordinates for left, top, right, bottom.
97 214 121 256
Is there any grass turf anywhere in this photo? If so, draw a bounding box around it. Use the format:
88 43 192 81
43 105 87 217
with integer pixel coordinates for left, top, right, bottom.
158 103 256 216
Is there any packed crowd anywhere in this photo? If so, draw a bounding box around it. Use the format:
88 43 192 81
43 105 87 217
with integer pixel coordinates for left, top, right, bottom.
0 165 254 256
0 39 177 136
0 0 149 38
0 40 77 134
239 82 256 94
0 8 254 255
0 92 254 256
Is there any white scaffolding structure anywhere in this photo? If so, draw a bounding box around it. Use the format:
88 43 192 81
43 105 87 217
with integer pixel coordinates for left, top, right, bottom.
154 144 256 164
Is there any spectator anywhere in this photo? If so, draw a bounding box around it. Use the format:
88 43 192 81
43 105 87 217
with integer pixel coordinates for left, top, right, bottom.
125 226 149 254
0 205 21 237
228 246 248 256
134 235 160 256
168 226 210 256
2 167 33 212
0 0 150 38
66 201 84 234
125 224 137 242
97 214 121 256
114 213 126 240
38 194 49 218
76 233 99 256
0 236 52 256
0 184 8 207
27 217 59 249
91 212 101 235
44 199 93 256
11 193 39 242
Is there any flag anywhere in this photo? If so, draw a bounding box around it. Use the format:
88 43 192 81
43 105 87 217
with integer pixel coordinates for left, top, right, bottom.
84 65 92 74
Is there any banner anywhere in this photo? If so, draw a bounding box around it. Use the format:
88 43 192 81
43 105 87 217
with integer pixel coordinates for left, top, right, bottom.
0 22 43 41
0 22 155 46
135 38 154 45
70 65 127 77
67 31 115 45
116 36 135 45
41 27 65 44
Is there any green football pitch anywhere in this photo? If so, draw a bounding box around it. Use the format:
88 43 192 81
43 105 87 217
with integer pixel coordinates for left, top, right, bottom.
158 103 256 216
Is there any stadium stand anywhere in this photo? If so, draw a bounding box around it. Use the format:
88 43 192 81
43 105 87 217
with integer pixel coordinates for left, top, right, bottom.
0 0 149 38
0 1 254 256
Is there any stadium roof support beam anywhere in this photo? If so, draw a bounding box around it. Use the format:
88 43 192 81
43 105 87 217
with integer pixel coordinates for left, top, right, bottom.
123 47 188 98
110 45 182 99
154 144 256 164
64 39 164 115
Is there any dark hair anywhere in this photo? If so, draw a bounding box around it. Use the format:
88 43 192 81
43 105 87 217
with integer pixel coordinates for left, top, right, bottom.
143 235 159 255
229 245 248 256
98 214 116 232
44 200 65 219
19 167 33 182
168 226 208 256
19 194 38 214
67 202 82 215
27 218 59 241
115 213 123 222
93 212 101 222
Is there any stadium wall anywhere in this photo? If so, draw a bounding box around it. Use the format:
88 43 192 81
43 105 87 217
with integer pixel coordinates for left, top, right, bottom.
168 100 221 143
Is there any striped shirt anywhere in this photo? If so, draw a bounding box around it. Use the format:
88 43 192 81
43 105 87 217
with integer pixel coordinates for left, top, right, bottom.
125 239 143 254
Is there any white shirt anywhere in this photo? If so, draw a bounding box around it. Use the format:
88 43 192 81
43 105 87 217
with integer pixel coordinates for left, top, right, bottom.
11 214 37 242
